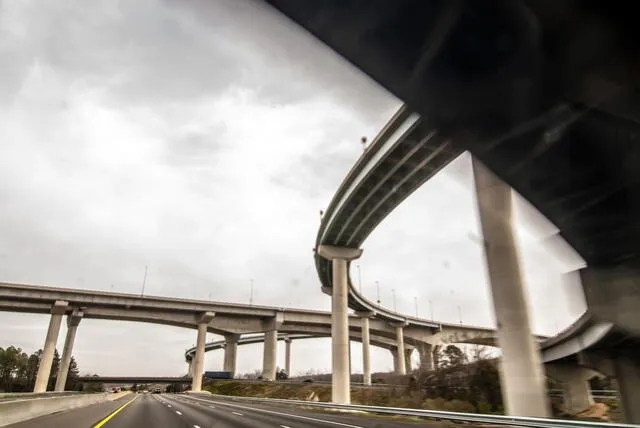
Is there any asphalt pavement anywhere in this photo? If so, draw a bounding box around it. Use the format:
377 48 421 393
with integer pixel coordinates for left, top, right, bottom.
6 394 135 428
7 392 442 427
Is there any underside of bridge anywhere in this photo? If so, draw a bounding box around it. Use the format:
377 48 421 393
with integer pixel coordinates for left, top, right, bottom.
267 0 640 273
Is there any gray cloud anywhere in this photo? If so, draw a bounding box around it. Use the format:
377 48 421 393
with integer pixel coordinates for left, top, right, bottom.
0 0 584 377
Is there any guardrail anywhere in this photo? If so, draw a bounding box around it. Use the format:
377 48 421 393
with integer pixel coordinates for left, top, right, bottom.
188 393 634 428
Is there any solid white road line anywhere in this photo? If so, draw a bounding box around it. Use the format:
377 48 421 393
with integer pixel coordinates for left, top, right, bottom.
181 396 364 428
280 425 292 428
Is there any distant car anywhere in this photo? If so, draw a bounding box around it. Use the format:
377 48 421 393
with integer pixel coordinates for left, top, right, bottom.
303 379 313 383
152 388 162 394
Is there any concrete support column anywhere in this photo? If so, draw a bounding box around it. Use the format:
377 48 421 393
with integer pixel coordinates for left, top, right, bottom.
614 349 640 423
472 157 549 417
317 245 362 405
393 324 406 375
331 258 350 403
404 348 413 373
357 312 373 386
392 349 400 373
34 301 68 392
546 363 595 415
262 330 278 380
54 310 83 391
284 337 292 376
191 312 215 392
223 333 239 377
561 376 593 415
417 343 434 371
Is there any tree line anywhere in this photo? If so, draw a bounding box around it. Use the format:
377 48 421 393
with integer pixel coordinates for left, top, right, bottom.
0 345 81 392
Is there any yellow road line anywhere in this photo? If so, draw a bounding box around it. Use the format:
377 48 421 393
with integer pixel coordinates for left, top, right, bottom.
93 395 138 427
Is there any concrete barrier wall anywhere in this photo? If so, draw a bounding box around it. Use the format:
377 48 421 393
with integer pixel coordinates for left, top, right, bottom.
0 392 124 427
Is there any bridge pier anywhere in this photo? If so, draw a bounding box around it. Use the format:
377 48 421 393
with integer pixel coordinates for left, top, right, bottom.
404 348 413 373
391 349 399 373
546 363 595 414
614 348 640 424
34 301 68 392
54 310 83 391
262 330 278 380
223 333 239 377
472 158 549 417
417 343 434 371
317 244 363 404
392 323 407 375
191 312 215 392
284 336 292 376
357 311 373 386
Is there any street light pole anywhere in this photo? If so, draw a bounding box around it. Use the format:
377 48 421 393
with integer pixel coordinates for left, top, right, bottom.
356 263 362 293
458 305 462 324
376 281 380 305
140 265 148 297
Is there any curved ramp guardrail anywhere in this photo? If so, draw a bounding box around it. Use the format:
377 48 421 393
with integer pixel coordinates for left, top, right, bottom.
185 393 634 428
315 104 609 365
314 105 489 331
184 331 416 362
185 333 315 361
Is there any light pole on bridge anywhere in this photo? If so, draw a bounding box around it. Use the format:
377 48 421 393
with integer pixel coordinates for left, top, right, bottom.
140 265 148 297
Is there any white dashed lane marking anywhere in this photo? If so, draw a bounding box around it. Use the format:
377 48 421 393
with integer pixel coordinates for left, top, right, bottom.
232 412 243 416
176 411 182 415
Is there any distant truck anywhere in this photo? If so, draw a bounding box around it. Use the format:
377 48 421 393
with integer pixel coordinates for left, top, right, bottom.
204 371 233 380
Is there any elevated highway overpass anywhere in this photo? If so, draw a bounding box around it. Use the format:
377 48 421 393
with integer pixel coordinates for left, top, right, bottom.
259 3 640 420
0 282 500 394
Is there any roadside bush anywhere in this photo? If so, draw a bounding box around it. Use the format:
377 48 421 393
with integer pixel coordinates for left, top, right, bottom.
423 397 447 410
443 399 476 413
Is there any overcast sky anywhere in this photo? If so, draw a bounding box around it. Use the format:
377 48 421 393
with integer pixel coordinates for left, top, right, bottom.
0 0 587 377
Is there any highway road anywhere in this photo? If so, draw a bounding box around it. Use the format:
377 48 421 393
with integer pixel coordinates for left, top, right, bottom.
7 393 435 427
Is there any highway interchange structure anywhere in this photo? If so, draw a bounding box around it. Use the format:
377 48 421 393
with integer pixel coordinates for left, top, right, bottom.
261 1 640 423
0 282 499 391
1 100 638 421
2 0 640 424
1 103 638 420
